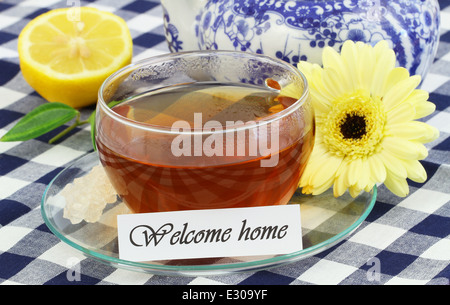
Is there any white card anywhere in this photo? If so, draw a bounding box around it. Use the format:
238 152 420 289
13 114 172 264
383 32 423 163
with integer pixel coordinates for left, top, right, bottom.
117 205 302 262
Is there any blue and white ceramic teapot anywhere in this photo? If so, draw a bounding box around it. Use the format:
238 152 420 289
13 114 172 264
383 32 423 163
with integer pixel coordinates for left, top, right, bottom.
161 0 440 79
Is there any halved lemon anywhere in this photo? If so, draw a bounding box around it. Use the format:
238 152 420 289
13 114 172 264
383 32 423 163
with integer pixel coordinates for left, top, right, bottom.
18 7 133 108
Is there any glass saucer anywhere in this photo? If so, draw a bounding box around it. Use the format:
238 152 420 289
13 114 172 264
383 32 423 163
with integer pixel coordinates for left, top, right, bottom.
41 152 376 276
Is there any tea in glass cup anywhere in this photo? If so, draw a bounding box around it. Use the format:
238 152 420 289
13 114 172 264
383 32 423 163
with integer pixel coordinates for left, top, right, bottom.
96 51 314 213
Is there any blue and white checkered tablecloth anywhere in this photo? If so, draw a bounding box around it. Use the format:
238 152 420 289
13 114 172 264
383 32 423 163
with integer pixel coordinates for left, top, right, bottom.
0 0 448 286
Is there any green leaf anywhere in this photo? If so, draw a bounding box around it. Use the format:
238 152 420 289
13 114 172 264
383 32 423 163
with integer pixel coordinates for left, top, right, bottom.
88 100 124 150
108 100 123 108
88 110 97 151
1 102 79 142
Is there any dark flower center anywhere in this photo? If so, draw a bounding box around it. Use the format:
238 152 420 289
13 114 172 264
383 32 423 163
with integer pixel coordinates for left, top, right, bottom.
340 113 366 139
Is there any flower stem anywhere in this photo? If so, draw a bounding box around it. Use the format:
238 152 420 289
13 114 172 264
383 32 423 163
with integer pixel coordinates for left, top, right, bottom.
48 112 89 144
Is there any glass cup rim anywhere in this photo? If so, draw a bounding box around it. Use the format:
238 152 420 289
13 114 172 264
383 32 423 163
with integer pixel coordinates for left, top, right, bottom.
97 50 310 135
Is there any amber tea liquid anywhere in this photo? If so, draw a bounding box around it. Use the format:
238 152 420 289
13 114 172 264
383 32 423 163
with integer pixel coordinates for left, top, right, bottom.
96 82 314 213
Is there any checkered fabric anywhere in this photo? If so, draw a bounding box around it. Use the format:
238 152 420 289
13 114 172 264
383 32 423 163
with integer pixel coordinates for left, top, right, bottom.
0 0 449 286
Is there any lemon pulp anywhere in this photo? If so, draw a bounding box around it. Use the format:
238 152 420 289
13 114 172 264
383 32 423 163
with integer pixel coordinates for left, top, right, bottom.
18 7 133 108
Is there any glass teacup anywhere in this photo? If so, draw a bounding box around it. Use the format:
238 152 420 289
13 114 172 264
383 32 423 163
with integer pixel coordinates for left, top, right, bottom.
96 51 314 213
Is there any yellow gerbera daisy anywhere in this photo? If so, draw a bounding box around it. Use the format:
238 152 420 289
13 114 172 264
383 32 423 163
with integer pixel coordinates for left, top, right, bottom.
298 40 439 198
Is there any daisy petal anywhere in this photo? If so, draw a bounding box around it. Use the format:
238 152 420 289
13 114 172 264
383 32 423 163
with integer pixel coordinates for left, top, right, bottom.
311 174 335 195
335 157 351 178
333 174 348 197
341 40 360 89
383 75 421 111
414 101 437 120
382 137 429 160
364 183 376 192
349 185 363 198
403 159 427 183
301 185 314 195
373 41 395 63
406 89 428 105
384 171 410 197
356 158 370 190
357 44 375 92
374 40 389 50
386 101 415 124
298 61 315 79
404 89 435 119
380 67 410 97
309 153 342 186
300 154 326 186
322 47 352 92
308 68 335 113
385 121 440 143
379 149 407 178
347 158 362 186
371 42 396 97
322 67 348 99
367 154 387 183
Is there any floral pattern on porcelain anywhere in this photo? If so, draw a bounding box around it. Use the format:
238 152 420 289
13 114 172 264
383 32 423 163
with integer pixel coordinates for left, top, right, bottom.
162 7 184 53
163 0 440 79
